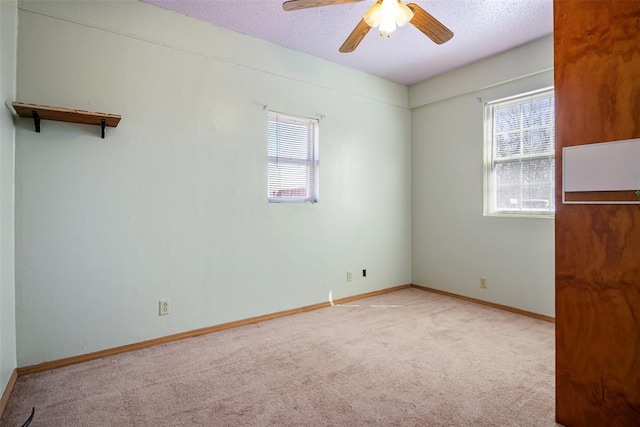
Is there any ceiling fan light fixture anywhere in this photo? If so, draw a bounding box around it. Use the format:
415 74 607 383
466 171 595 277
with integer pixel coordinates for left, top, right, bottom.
378 16 395 36
363 2 382 27
378 0 398 36
396 1 414 27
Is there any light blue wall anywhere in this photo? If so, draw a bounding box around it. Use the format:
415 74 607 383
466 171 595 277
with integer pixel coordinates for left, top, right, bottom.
14 1 412 367
410 36 555 317
0 0 18 393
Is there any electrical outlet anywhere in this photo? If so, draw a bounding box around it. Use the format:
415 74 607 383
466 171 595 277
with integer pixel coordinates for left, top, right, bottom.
346 271 353 282
159 299 170 315
480 277 487 289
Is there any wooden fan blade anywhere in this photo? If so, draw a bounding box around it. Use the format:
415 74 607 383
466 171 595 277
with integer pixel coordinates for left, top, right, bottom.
407 3 453 44
283 0 364 11
339 18 371 53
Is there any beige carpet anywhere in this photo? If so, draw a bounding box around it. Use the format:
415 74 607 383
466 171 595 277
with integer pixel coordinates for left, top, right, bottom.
1 288 558 426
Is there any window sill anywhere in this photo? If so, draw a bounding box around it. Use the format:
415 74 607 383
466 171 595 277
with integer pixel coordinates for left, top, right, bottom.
484 212 555 219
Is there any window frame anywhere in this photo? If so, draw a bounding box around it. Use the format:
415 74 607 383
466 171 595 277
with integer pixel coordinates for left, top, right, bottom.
483 87 555 218
267 111 319 204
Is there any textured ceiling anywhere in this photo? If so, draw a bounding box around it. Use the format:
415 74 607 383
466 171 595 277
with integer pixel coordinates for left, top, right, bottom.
142 0 553 86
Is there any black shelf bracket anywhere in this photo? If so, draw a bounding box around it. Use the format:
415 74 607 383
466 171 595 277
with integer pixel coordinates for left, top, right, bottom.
101 119 106 139
31 110 41 133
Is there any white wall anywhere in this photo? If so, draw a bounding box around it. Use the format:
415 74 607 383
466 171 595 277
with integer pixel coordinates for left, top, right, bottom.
0 0 17 394
14 1 412 367
410 36 555 317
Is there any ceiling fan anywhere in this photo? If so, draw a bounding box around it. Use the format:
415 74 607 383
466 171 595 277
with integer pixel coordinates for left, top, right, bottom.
282 0 454 53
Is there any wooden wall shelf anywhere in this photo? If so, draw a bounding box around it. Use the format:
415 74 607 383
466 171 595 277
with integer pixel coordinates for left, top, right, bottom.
12 102 121 138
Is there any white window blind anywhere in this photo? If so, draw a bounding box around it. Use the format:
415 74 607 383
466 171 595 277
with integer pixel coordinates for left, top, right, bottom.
268 112 319 203
484 88 555 217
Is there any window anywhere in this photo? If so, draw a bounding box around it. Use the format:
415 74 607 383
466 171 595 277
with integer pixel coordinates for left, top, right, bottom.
267 112 319 203
484 88 555 217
